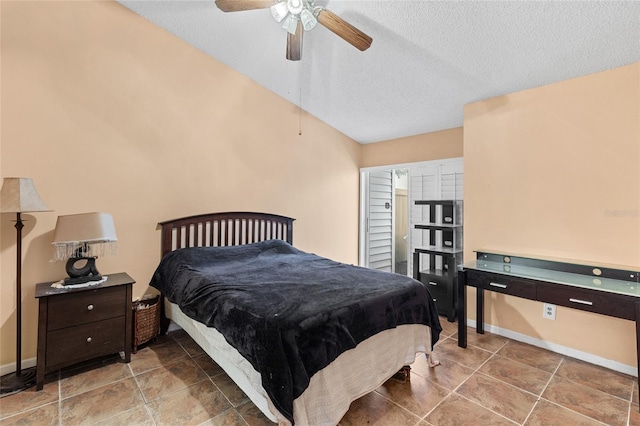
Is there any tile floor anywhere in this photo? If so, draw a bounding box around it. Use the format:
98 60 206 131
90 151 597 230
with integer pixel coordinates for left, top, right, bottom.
1 319 639 426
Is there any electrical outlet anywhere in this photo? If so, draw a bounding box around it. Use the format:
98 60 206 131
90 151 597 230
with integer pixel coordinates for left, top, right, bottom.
543 303 556 320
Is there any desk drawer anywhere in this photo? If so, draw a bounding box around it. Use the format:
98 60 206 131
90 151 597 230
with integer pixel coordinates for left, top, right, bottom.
469 272 537 300
537 284 635 320
46 316 125 368
48 286 126 331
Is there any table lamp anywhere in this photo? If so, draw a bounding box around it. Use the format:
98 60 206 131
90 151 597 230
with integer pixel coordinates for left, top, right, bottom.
52 212 117 285
0 177 50 395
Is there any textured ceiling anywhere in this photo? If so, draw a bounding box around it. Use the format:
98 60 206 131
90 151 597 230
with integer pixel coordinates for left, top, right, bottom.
118 0 640 144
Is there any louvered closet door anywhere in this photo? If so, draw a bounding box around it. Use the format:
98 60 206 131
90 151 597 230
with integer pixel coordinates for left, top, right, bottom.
408 160 463 275
366 170 394 272
440 163 464 201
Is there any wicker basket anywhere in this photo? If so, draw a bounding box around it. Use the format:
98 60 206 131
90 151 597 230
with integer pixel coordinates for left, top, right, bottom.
132 295 161 353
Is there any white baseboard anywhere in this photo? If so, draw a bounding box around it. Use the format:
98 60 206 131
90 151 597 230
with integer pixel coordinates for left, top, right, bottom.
466 319 637 378
1 358 37 376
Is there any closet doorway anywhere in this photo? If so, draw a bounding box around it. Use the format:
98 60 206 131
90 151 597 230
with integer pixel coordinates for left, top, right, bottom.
359 158 463 275
359 169 408 274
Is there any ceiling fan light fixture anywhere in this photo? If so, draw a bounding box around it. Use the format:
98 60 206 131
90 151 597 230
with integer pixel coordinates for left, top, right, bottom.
300 8 317 31
287 0 304 15
282 13 299 35
270 1 289 23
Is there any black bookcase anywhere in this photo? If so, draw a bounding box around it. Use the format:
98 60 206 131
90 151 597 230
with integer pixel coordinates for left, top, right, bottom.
412 200 463 322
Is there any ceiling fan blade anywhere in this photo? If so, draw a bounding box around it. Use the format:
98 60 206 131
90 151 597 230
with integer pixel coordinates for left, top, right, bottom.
317 9 372 51
286 20 302 61
215 0 273 13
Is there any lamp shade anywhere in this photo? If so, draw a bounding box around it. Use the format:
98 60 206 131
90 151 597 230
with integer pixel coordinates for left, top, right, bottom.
52 212 117 261
0 177 50 213
52 212 117 245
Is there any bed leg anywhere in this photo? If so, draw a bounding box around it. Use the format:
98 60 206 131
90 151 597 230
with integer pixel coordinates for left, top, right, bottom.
159 294 170 335
391 365 412 383
427 352 440 367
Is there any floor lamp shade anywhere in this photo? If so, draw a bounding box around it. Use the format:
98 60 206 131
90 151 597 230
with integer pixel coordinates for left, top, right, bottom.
0 178 50 213
0 177 50 396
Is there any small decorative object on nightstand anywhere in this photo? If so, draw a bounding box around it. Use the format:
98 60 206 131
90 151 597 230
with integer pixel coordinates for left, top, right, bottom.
34 272 135 391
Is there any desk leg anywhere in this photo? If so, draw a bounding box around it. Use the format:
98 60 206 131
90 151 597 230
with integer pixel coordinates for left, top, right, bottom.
457 270 467 348
477 285 484 334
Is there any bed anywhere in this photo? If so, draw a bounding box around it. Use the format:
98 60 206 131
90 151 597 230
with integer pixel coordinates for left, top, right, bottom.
151 211 441 426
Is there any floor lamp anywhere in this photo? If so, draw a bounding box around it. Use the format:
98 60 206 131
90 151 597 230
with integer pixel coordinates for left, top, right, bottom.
0 177 50 395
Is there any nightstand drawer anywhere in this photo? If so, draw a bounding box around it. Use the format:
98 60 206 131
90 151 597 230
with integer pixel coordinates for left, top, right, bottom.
470 272 537 300
47 286 127 331
46 316 126 368
537 284 635 320
420 274 451 293
430 287 449 307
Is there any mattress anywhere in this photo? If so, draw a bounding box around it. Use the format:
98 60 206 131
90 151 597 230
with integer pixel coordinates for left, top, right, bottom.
166 301 433 426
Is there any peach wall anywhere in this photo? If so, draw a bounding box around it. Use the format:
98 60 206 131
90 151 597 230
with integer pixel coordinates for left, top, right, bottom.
360 127 463 168
464 63 640 368
0 1 361 365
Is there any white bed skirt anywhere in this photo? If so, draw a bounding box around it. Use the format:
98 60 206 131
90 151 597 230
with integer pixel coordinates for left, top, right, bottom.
166 301 433 426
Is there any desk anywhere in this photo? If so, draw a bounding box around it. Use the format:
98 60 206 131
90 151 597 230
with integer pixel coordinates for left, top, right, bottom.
457 251 640 389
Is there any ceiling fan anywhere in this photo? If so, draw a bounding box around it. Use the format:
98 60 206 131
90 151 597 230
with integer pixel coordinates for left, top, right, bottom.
215 0 373 61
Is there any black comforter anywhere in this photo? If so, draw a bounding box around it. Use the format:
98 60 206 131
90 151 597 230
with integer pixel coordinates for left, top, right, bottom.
150 239 441 423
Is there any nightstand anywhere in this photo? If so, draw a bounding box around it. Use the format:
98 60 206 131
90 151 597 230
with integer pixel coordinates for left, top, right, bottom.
35 272 134 390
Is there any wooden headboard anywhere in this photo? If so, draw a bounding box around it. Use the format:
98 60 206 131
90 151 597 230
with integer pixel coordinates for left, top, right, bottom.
158 212 295 257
